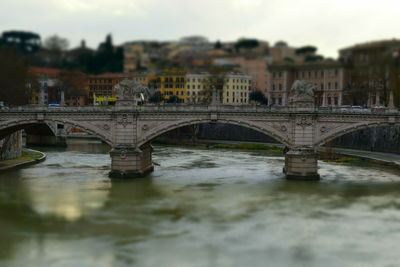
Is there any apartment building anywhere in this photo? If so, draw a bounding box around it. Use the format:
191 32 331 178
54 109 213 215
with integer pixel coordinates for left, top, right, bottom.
267 61 346 107
159 70 187 102
185 73 251 104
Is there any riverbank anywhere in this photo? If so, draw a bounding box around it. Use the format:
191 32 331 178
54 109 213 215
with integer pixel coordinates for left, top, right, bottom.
0 148 46 173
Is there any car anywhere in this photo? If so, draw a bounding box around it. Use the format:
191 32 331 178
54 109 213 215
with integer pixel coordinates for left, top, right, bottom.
48 103 61 108
372 105 387 113
339 105 352 112
318 106 331 112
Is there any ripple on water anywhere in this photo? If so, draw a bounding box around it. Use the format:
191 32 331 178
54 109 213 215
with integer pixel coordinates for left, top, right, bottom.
1 143 400 267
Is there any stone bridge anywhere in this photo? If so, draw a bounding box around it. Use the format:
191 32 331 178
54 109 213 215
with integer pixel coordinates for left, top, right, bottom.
0 99 399 179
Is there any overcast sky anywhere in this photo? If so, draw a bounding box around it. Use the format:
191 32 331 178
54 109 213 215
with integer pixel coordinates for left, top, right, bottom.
1 0 399 58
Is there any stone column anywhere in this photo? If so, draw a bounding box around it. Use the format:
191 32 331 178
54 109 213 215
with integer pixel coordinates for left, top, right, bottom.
367 92 371 108
109 144 154 178
284 146 319 180
322 92 327 106
375 91 380 106
60 91 65 106
338 91 343 106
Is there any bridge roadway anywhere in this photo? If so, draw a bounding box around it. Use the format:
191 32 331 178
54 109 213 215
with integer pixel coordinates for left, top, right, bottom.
0 103 399 180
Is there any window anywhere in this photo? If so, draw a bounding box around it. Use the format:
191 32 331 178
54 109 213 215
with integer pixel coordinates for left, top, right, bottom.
279 84 282 91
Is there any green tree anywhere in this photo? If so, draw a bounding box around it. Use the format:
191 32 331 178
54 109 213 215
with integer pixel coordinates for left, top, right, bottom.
199 68 226 104
166 95 182 103
295 46 317 55
57 70 87 99
249 90 268 105
0 31 41 54
149 91 163 103
0 47 30 105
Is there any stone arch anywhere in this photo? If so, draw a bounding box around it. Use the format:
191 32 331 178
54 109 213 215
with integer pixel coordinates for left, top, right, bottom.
315 121 400 147
137 118 291 148
0 118 113 146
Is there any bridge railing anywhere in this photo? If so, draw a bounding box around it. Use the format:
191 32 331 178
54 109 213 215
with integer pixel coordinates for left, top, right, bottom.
0 104 398 114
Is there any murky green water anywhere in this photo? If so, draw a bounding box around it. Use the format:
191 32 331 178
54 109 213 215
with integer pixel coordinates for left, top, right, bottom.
1 139 400 267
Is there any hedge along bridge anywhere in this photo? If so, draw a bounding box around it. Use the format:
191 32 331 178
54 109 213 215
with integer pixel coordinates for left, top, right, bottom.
0 80 399 180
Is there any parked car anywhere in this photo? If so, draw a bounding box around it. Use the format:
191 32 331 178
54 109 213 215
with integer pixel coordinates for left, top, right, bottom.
339 105 352 112
318 106 331 112
371 105 387 113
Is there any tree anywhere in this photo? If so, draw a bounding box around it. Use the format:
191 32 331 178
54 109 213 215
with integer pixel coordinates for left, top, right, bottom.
235 39 259 51
0 47 30 105
41 34 70 68
249 90 268 105
57 70 87 99
166 95 182 103
0 31 41 54
90 34 123 73
215 40 222 49
44 35 69 52
295 46 317 55
344 48 399 106
149 91 163 103
199 68 226 104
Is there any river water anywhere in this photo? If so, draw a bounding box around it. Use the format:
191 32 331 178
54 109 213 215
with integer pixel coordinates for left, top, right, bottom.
1 139 400 267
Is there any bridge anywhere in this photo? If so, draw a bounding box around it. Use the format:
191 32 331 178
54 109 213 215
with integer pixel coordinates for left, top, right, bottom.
0 97 399 180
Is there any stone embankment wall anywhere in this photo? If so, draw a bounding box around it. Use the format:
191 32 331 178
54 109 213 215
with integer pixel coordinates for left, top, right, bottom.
332 126 400 153
196 123 277 143
0 131 23 160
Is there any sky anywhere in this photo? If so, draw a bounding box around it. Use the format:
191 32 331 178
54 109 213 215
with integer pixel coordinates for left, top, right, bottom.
1 0 399 58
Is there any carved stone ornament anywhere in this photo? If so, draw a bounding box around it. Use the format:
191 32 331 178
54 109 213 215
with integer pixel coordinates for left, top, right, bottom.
296 116 313 128
103 124 110 131
280 125 287 132
142 124 149 131
118 114 130 127
120 149 127 159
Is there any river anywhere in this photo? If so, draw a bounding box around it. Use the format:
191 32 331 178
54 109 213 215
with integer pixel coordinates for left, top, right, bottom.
1 139 400 267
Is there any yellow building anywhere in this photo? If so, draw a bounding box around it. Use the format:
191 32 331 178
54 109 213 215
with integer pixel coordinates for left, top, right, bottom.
159 70 187 103
186 73 251 104
223 74 252 104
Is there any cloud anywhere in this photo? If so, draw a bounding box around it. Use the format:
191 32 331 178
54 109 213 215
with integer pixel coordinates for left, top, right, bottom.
0 0 399 57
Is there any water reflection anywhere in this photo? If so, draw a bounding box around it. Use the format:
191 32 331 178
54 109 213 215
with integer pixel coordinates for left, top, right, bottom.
1 141 400 267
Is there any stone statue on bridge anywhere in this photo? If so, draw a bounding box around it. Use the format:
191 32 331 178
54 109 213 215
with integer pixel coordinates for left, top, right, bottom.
290 80 315 99
288 80 316 110
115 79 150 101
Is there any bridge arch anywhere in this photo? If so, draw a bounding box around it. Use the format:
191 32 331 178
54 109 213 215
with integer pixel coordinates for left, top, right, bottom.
137 118 292 148
315 121 400 147
0 119 113 146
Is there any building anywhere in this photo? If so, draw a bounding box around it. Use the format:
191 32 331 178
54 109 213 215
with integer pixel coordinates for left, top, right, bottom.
185 73 251 104
87 73 129 103
339 39 400 106
214 56 269 93
29 67 62 105
223 74 251 104
159 70 187 103
267 61 346 107
87 72 151 104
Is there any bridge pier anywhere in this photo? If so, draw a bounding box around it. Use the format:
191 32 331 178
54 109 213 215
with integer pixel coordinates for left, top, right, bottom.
109 143 154 179
284 147 320 180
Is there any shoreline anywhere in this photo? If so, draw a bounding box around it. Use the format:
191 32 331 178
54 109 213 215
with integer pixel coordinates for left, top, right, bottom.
0 148 46 174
